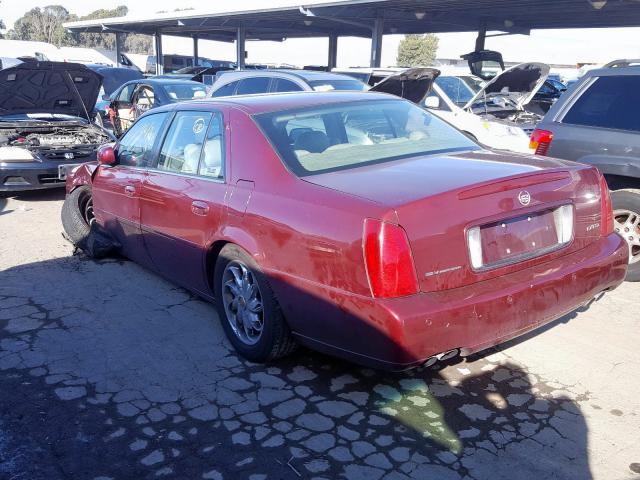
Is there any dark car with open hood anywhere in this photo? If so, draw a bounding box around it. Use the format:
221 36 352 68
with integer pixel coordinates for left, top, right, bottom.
0 61 114 193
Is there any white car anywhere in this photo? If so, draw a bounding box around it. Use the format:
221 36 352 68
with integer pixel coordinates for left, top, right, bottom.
338 64 550 154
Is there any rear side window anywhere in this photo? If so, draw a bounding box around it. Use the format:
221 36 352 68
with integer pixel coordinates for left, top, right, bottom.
236 77 271 95
272 78 304 92
562 75 640 132
117 113 168 167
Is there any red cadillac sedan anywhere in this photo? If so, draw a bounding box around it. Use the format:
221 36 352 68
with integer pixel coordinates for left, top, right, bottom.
62 92 628 371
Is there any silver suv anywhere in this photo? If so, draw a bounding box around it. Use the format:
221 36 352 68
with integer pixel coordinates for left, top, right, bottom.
532 64 640 281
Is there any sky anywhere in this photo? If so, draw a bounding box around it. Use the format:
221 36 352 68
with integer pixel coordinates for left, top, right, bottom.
1 0 639 70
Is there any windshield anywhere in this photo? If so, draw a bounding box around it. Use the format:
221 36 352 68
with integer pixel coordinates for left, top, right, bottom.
163 83 207 101
435 76 478 106
308 79 368 92
255 99 478 176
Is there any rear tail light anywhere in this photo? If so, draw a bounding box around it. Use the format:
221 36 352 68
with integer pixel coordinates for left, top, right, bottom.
598 173 614 236
529 129 554 155
363 218 419 298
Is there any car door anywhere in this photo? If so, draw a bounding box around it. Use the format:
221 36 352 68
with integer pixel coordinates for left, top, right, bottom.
110 82 138 136
92 111 169 267
140 109 229 296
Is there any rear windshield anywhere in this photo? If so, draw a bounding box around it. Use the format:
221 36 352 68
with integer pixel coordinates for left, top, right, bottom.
308 79 368 92
255 99 478 176
163 83 207 101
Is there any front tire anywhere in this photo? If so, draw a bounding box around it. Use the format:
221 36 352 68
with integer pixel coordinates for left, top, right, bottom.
611 189 640 282
61 186 112 258
214 244 297 362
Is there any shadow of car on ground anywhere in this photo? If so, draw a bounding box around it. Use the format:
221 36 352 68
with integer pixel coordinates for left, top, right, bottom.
0 251 594 480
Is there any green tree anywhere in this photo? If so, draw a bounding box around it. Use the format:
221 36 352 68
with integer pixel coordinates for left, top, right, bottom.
9 5 73 46
396 34 439 67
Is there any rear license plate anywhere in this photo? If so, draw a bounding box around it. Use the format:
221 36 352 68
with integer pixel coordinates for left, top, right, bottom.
479 208 567 267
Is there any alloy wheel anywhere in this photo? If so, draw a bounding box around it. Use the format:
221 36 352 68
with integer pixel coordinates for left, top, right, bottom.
614 209 640 265
221 261 265 345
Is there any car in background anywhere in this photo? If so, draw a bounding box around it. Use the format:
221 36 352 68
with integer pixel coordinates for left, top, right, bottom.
531 63 640 281
85 65 144 131
61 91 627 369
0 61 114 192
145 55 235 74
362 66 544 153
528 79 567 115
208 69 368 97
106 78 207 136
157 65 235 86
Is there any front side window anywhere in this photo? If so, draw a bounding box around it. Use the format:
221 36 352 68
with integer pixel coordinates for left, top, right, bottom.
561 75 640 132
211 81 239 97
117 112 168 167
117 83 137 102
255 100 478 176
236 77 271 95
156 111 224 178
435 76 475 105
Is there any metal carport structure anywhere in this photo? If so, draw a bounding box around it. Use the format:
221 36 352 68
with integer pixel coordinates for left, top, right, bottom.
63 0 640 73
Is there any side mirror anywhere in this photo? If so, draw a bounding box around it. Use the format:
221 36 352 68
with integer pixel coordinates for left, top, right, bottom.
97 144 116 166
424 96 441 109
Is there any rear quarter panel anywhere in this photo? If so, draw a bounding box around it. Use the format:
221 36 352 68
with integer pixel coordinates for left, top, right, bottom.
225 108 392 342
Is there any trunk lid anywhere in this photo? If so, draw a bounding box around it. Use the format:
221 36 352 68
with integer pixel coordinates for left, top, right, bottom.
305 151 604 292
463 62 550 110
0 61 102 120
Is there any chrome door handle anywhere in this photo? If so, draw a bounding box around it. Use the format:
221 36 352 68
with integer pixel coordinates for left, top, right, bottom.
124 185 135 197
191 200 209 216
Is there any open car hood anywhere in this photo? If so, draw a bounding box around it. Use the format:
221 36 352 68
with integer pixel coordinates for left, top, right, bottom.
0 61 102 120
463 62 550 110
369 67 440 104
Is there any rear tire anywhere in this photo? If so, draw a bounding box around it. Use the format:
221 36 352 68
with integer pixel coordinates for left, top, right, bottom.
61 186 113 258
214 244 297 362
611 189 640 282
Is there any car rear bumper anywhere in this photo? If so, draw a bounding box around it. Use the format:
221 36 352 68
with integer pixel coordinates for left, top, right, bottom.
276 233 628 371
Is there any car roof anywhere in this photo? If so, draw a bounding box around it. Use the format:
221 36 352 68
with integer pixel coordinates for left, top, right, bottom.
583 65 640 77
128 78 204 86
217 69 360 83
157 91 397 115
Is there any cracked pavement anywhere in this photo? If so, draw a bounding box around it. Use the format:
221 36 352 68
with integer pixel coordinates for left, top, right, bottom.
1 190 639 480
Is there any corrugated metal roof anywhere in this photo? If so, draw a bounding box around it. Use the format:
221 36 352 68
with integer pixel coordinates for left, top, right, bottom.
64 0 640 41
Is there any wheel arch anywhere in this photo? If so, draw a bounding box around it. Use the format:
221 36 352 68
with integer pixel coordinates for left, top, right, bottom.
66 163 97 194
205 228 264 296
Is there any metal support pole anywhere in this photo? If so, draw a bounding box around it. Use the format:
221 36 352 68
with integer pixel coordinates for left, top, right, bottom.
369 16 383 68
114 32 122 68
328 34 338 70
193 36 199 66
475 27 486 51
236 25 246 70
154 32 163 75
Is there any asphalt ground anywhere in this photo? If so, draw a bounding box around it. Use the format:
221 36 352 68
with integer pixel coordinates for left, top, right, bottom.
1 189 639 480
